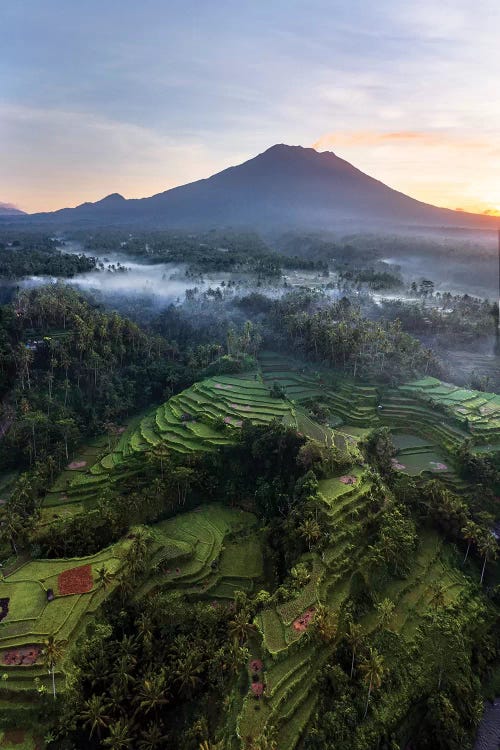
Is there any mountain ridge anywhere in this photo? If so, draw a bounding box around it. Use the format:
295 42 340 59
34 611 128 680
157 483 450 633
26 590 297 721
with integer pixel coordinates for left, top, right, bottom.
0 202 26 216
7 145 500 231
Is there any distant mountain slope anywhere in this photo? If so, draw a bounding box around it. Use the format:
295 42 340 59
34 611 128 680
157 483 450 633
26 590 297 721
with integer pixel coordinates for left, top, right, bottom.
0 202 26 216
19 145 500 230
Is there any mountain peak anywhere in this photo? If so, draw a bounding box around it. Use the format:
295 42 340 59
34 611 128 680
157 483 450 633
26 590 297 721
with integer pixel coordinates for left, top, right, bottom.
0 201 26 216
99 193 126 203
23 144 499 231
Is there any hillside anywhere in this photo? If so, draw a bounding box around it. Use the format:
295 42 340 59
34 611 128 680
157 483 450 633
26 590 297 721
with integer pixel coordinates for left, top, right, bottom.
17 145 500 231
0 203 25 217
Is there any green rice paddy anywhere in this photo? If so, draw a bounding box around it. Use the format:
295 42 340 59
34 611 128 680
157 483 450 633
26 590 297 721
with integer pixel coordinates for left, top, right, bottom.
9 352 498 748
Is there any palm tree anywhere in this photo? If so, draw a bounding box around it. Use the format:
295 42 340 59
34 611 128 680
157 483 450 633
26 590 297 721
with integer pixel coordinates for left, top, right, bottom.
429 583 446 611
112 654 136 693
79 694 111 739
478 533 498 585
174 653 203 697
228 610 256 646
298 517 322 551
461 520 478 565
136 613 154 655
346 621 363 679
376 598 395 631
313 604 339 643
151 443 170 480
96 564 114 590
103 719 134 750
360 647 385 719
43 634 65 699
139 722 168 750
135 669 169 716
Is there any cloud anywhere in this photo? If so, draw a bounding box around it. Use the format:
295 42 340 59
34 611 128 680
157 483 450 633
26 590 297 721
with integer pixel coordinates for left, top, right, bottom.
0 104 226 212
312 130 490 151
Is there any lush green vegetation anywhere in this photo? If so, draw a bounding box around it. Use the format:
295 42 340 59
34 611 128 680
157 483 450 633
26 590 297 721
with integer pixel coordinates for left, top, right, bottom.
0 238 498 750
0 232 95 280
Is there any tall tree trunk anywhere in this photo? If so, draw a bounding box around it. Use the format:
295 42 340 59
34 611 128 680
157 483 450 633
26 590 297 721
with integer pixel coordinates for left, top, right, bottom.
480 555 487 585
463 540 471 565
363 679 372 719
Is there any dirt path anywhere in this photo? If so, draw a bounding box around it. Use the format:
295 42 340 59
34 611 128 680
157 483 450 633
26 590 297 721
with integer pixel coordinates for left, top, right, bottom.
475 700 500 750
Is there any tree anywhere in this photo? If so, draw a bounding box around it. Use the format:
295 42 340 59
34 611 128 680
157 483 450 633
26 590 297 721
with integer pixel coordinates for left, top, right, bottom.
376 598 395 631
43 634 65 699
103 719 134 750
477 533 498 585
461 520 479 565
139 723 169 750
429 583 446 612
313 604 339 643
56 417 79 461
360 647 385 719
228 609 255 646
135 669 169 716
96 565 114 590
174 653 203 697
298 516 322 551
346 621 363 678
79 694 111 739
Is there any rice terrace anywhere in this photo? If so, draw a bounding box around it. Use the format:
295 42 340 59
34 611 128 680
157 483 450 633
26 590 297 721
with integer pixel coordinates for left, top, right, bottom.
1 342 499 749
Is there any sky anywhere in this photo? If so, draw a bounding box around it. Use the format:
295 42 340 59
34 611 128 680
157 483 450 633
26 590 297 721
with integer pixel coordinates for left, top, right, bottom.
1 0 499 215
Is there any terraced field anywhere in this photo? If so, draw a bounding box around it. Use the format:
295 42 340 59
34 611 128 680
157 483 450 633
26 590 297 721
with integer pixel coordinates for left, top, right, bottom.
238 466 375 747
138 504 264 600
259 351 380 429
40 373 338 517
393 376 500 446
0 541 130 693
237 461 472 749
39 357 500 524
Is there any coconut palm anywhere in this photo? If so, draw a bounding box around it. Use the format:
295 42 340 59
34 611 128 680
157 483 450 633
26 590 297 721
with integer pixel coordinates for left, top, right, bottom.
313 604 339 643
135 669 170 716
478 533 498 585
376 598 395 631
346 621 363 679
298 516 322 551
228 610 256 646
79 694 111 739
360 647 385 719
95 564 114 590
174 653 204 697
138 722 168 750
429 582 446 611
43 634 65 699
461 520 478 565
136 612 154 655
103 719 134 750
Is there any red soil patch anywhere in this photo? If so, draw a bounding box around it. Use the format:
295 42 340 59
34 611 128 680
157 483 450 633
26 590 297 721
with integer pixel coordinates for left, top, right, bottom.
391 459 406 471
2 645 41 666
58 563 93 595
339 475 357 485
2 729 25 745
293 606 316 632
430 461 448 471
251 681 264 697
67 460 87 470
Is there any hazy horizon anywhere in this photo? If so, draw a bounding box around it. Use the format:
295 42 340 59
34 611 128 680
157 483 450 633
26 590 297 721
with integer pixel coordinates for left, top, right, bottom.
1 1 499 216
